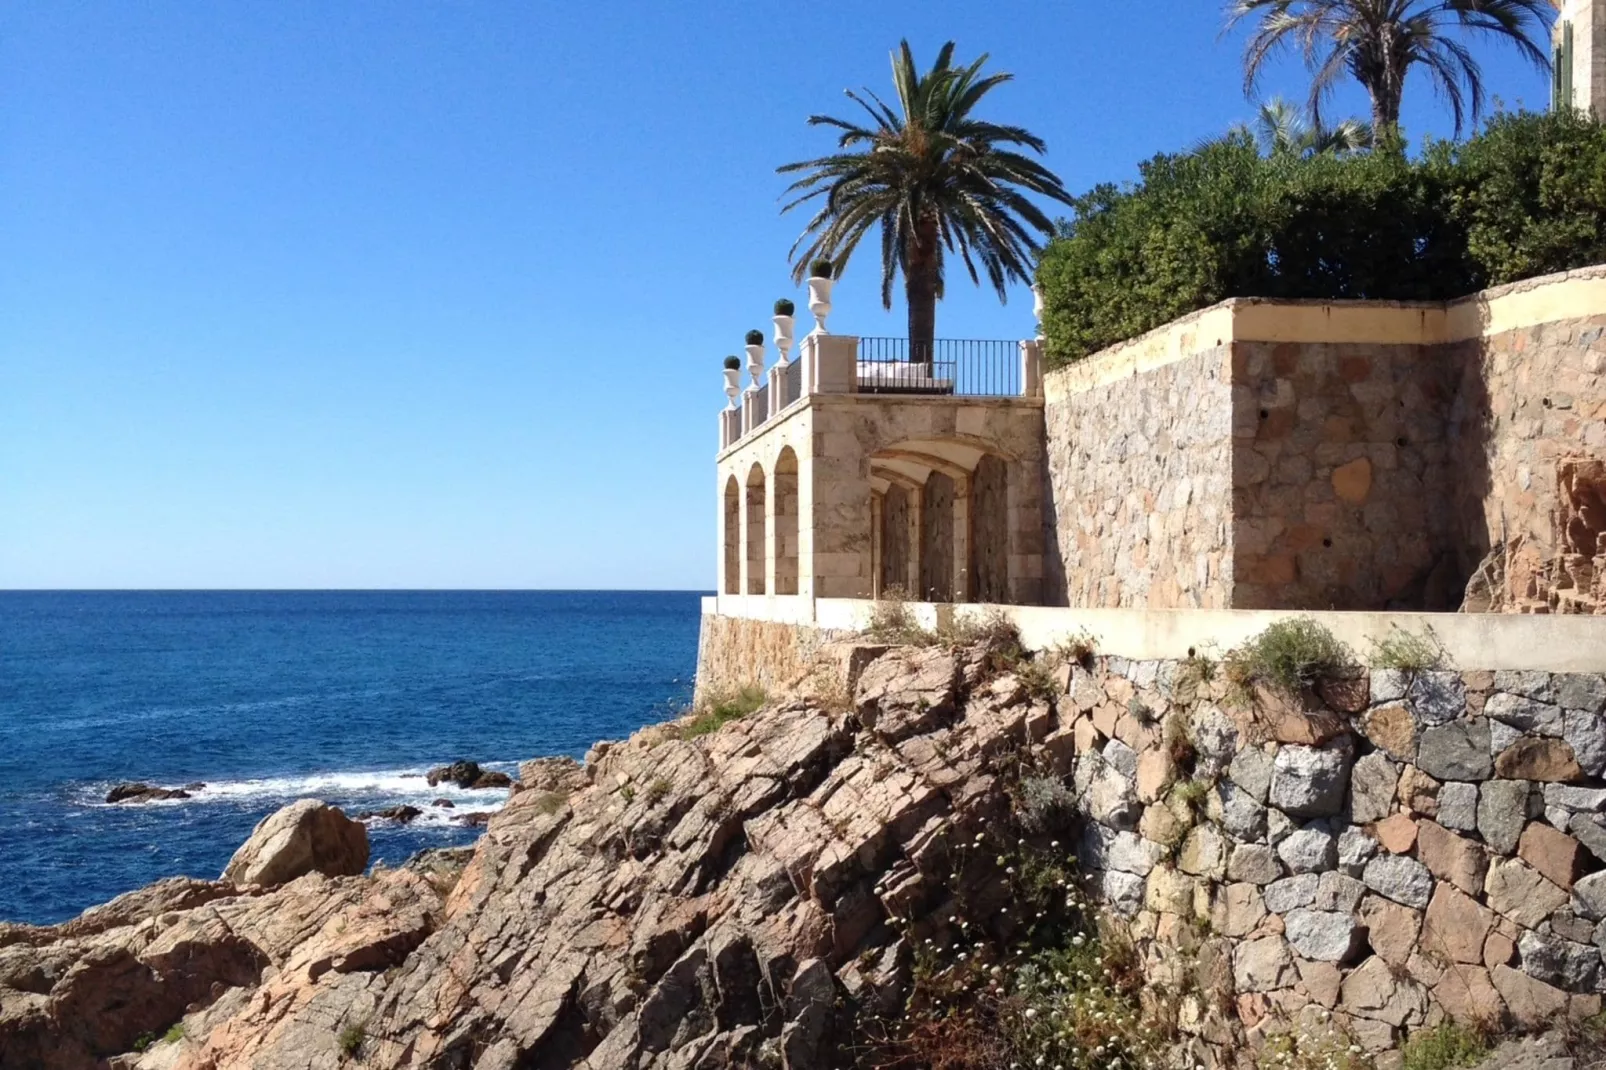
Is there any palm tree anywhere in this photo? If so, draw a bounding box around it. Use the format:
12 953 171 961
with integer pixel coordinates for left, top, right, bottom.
1242 96 1373 155
778 41 1073 364
1227 0 1553 143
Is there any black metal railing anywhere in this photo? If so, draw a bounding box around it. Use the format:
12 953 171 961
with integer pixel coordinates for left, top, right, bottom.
856 338 1020 396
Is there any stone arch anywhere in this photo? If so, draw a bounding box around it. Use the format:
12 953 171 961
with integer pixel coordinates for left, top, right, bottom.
774 447 799 596
971 454 1009 603
881 482 912 595
921 471 956 602
723 474 740 595
746 462 767 595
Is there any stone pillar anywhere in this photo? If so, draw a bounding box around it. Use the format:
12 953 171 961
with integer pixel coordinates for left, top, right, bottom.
870 492 884 599
742 389 762 436
908 487 924 597
806 334 860 394
768 364 786 419
1019 339 1043 398
763 465 778 597
953 472 972 603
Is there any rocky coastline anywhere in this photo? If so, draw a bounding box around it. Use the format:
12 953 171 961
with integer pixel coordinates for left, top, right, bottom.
5 628 1605 1070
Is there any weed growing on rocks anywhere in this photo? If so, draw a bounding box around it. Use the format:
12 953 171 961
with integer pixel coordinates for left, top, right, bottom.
866 587 933 645
1226 617 1354 699
1258 1029 1374 1070
678 686 766 739
858 788 1176 1070
337 1020 367 1060
1367 625 1448 674
1017 776 1078 836
1399 1021 1487 1070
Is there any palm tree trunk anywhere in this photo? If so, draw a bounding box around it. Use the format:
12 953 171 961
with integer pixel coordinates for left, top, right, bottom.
905 217 939 374
1369 78 1403 148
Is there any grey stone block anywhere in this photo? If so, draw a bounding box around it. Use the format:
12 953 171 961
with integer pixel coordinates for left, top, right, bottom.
1438 782 1479 831
1417 719 1493 781
1362 855 1434 908
1478 780 1532 855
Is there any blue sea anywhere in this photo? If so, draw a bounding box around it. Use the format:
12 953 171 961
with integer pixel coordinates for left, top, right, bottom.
0 590 703 925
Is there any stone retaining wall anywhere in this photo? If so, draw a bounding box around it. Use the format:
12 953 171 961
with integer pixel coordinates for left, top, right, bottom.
1065 654 1606 1054
1043 345 1233 609
692 611 849 705
1041 267 1606 613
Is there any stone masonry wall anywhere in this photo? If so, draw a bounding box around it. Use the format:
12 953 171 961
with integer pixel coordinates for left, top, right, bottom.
1230 339 1460 611
1066 654 1606 1056
1043 346 1235 609
1450 315 1606 614
693 612 849 706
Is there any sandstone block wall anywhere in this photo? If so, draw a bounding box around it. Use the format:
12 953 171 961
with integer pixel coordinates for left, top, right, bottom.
692 612 849 705
1042 268 1606 613
1066 656 1606 1053
1043 345 1234 609
1452 315 1606 614
1230 339 1458 611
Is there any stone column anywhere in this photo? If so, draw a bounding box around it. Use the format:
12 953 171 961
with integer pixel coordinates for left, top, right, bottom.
870 491 884 599
952 472 972 603
1019 339 1043 399
764 464 778 598
908 488 924 598
809 334 860 394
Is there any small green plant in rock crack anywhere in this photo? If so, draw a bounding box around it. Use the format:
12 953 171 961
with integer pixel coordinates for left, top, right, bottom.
1226 617 1355 701
1368 624 1448 674
1258 1027 1376 1070
1399 1021 1488 1070
337 1020 368 1060
619 784 636 804
1015 775 1077 837
644 777 671 807
677 685 766 739
863 587 932 645
859 816 1175 1070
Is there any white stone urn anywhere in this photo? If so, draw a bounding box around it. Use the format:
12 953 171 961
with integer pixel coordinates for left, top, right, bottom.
745 343 765 390
808 276 834 334
724 366 741 408
1032 282 1045 339
773 314 795 365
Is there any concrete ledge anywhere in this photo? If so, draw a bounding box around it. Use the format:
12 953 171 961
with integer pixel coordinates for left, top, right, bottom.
706 595 1606 672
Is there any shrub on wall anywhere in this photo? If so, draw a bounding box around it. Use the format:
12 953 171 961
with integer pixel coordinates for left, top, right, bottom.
1037 111 1606 368
1443 109 1606 286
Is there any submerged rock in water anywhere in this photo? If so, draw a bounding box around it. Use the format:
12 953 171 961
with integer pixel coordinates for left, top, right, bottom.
426 760 513 790
357 804 422 824
431 797 455 808
104 782 190 804
452 811 492 827
220 799 369 886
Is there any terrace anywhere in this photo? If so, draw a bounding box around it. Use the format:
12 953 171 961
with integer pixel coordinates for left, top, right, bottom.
714 299 1048 609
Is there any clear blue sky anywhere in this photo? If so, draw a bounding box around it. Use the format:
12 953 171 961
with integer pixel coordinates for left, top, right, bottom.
0 2 1553 589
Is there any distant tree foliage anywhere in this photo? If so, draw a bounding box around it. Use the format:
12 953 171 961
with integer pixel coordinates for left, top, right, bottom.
1036 110 1606 368
1227 0 1553 143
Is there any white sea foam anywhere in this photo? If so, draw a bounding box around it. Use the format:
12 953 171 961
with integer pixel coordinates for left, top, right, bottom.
85 764 517 810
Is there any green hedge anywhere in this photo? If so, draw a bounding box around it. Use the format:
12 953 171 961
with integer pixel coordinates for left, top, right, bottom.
1037 110 1606 368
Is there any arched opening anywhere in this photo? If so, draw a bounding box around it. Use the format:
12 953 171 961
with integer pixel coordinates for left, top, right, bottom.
921 471 955 602
746 462 767 595
774 448 799 595
972 454 1009 603
723 475 740 595
881 483 911 595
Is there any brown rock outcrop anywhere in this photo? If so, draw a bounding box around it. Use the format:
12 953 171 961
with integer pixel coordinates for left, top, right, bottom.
220 800 370 887
0 639 1053 1070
